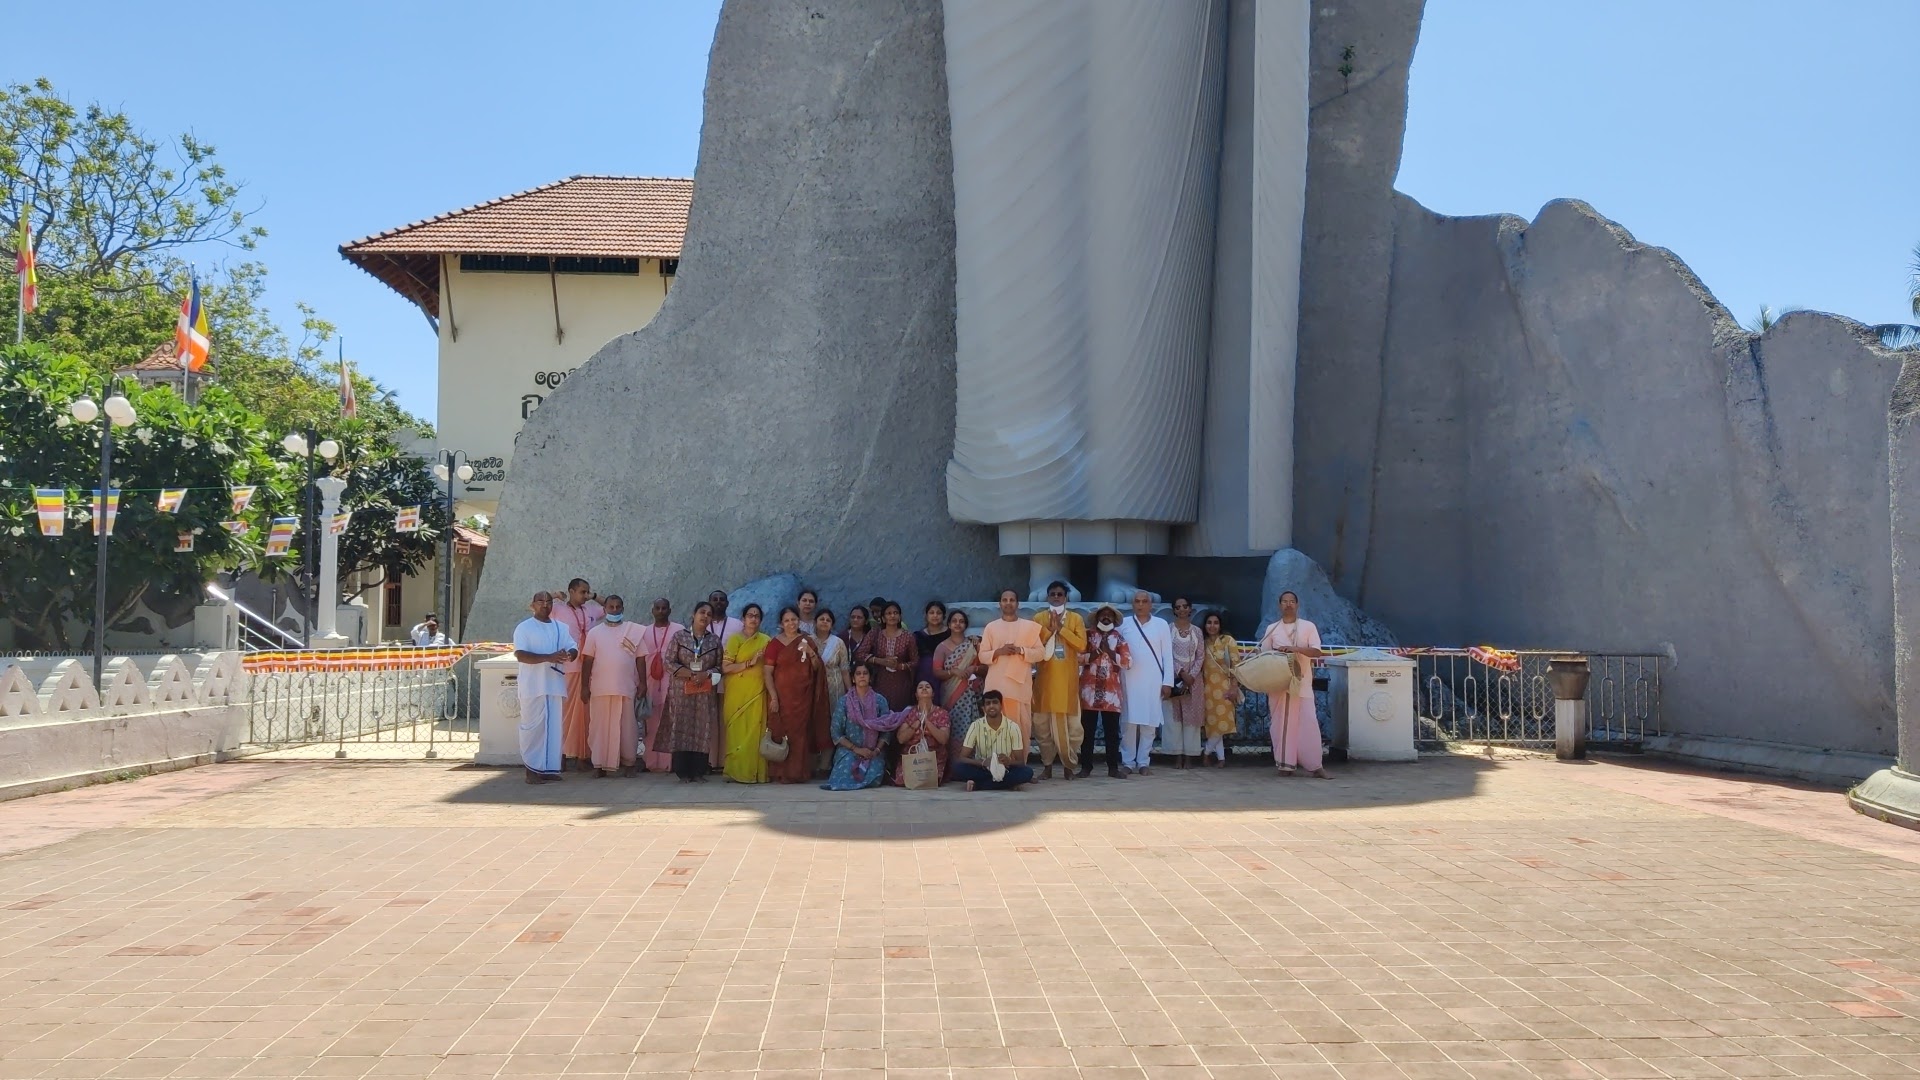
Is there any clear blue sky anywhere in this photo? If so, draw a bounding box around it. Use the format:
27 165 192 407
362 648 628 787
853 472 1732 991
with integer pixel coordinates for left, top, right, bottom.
16 0 1916 424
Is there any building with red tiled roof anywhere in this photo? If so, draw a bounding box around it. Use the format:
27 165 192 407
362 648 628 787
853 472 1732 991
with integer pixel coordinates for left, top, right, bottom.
339 174 691 641
114 342 216 390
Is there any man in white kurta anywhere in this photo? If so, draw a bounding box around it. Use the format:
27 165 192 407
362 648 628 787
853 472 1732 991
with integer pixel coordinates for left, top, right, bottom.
1117 590 1174 774
513 591 576 784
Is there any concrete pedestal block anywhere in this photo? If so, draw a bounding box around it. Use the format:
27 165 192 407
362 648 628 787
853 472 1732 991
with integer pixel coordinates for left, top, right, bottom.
1326 651 1417 762
475 656 521 766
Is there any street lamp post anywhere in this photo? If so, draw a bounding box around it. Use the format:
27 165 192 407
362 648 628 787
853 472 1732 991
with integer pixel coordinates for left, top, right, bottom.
280 430 339 647
433 450 474 640
68 382 138 689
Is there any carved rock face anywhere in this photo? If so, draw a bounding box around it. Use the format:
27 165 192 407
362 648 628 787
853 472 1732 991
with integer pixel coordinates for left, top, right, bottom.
468 0 1013 638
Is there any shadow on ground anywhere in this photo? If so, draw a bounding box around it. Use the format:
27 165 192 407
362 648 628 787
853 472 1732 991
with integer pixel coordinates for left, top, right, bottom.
435 752 1505 839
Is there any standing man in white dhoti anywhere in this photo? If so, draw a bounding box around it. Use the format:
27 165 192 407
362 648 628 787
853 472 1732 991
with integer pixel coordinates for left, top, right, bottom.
1117 590 1174 776
513 591 576 785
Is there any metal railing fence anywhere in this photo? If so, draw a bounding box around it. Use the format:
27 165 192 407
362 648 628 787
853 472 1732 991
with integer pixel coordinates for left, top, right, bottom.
243 645 507 758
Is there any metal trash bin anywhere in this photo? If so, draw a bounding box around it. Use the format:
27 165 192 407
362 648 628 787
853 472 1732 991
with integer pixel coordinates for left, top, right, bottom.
1548 656 1591 760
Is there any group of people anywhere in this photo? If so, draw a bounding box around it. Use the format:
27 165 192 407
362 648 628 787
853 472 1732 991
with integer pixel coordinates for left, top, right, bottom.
510 579 1334 792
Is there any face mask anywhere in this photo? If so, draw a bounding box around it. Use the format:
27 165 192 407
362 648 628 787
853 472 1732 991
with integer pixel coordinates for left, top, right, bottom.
1049 602 1066 615
604 613 624 624
1097 621 1114 632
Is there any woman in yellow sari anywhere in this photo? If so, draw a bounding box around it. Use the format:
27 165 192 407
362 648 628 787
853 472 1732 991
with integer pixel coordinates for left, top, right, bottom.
721 603 771 783
1200 611 1241 768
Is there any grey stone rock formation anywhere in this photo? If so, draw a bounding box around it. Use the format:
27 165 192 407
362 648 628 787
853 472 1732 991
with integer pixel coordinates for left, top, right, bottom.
1291 0 1426 584
1257 548 1396 648
727 573 801 625
1851 358 1920 826
468 0 1014 638
1292 195 1903 759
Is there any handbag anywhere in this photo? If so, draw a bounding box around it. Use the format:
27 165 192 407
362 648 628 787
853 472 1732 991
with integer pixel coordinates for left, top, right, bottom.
902 739 939 790
759 730 791 762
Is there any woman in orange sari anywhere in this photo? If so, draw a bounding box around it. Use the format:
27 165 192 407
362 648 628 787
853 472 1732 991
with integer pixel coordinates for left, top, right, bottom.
763 606 830 784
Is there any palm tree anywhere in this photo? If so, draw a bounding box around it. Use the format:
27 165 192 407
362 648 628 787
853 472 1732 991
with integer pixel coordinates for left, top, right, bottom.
1742 304 1779 334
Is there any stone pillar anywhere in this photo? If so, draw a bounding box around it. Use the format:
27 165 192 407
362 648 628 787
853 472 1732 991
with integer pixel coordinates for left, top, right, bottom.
1852 360 1920 829
313 477 351 649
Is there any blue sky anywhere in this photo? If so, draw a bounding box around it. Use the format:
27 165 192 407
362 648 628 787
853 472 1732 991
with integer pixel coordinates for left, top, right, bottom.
14 0 1916 423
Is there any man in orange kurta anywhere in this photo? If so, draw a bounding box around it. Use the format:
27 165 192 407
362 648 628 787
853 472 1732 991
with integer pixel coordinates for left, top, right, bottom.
1031 582 1087 779
552 578 603 770
978 588 1047 762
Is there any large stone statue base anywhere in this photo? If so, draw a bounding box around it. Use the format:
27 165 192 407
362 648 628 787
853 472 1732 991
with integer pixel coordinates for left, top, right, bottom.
1850 767 1920 831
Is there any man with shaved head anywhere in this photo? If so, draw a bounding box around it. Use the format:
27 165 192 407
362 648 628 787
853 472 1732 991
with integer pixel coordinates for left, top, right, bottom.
512 590 576 783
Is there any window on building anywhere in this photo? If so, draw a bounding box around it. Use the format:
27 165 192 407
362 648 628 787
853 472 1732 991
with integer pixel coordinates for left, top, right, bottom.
384 579 402 629
458 254 642 275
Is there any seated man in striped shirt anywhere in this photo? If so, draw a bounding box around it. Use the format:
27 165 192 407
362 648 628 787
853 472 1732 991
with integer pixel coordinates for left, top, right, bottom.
951 691 1034 792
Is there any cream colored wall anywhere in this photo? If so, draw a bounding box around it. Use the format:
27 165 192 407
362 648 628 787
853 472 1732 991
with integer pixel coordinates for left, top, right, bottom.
436 259 673 512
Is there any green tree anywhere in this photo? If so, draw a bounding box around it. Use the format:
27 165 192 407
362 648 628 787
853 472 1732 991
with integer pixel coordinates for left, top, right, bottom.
0 344 298 648
0 77 429 442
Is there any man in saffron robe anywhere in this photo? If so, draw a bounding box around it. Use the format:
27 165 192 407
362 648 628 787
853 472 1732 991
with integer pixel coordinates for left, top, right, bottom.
1031 581 1086 780
552 578 603 771
635 597 683 772
579 595 645 777
512 591 575 784
978 587 1046 760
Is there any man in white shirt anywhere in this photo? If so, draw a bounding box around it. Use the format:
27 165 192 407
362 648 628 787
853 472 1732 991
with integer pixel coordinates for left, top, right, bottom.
1117 590 1173 775
512 591 576 784
409 614 452 647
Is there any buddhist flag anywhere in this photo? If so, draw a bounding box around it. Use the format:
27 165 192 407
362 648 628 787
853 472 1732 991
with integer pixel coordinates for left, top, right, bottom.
339 358 357 419
34 488 64 536
394 505 421 532
14 218 36 315
175 532 194 553
174 271 210 372
91 489 120 536
220 519 249 536
156 488 187 514
229 485 255 513
265 517 297 557
329 510 351 535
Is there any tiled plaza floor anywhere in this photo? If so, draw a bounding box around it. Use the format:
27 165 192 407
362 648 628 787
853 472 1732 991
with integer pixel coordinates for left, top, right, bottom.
1 753 1918 1080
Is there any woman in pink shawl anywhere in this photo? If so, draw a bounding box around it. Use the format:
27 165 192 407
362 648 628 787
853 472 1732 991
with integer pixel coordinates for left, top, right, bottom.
888 680 951 786
820 664 904 791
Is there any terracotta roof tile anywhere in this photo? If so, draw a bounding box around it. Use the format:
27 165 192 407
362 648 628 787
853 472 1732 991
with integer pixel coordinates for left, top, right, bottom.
341 175 691 259
338 175 691 320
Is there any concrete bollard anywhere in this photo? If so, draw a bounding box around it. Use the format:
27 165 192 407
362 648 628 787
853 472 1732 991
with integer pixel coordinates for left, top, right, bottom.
1548 656 1591 761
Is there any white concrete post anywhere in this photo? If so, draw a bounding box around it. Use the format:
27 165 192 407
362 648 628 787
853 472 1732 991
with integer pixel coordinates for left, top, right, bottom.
314 477 350 649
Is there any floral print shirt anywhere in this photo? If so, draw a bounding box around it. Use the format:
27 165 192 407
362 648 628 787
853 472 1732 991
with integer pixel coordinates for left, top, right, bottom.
1078 628 1132 712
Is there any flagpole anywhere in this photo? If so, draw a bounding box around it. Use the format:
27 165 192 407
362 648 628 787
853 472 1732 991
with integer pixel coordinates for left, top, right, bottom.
12 208 23 344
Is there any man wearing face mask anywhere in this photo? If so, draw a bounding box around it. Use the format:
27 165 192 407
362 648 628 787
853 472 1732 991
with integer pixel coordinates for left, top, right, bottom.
1031 581 1087 780
1078 605 1131 779
579 595 645 777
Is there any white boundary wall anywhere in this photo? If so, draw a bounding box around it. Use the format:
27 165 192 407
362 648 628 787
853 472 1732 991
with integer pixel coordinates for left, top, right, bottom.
0 652 249 802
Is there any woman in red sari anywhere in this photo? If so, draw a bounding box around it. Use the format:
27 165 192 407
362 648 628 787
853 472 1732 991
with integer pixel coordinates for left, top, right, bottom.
889 680 952 786
763 607 830 784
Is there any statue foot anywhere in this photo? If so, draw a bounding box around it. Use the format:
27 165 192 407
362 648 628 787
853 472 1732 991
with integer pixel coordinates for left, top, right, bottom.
1027 583 1084 604
1097 582 1159 605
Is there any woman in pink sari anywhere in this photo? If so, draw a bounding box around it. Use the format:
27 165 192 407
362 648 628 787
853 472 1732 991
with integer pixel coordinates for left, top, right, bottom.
889 680 951 786
931 610 983 777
